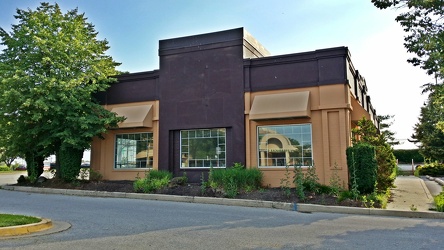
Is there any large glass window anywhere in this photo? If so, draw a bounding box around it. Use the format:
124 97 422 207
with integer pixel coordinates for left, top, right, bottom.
258 124 312 167
181 128 226 168
115 133 153 169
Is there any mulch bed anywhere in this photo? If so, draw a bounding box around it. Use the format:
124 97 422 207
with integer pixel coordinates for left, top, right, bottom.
15 178 370 207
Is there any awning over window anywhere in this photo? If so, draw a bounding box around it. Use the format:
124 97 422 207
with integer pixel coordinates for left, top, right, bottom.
249 91 310 120
111 104 153 128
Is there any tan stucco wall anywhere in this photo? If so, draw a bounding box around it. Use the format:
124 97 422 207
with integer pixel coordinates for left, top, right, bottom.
245 84 353 188
92 83 371 187
90 101 159 180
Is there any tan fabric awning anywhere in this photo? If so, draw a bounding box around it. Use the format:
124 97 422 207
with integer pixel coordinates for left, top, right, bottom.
249 91 310 120
111 104 153 128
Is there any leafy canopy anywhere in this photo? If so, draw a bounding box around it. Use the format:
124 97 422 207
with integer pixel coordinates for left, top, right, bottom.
372 0 444 152
0 3 123 176
372 0 444 79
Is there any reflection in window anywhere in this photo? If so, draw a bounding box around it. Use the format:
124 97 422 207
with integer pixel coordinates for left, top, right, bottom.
115 133 153 168
181 128 226 168
258 124 312 167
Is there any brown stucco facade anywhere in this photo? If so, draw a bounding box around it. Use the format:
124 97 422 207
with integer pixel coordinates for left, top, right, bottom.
91 27 377 187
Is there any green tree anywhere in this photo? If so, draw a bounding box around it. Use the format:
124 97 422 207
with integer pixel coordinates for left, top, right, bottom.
352 117 397 192
411 84 444 162
0 148 16 168
0 3 123 181
372 0 444 134
372 0 444 79
378 115 400 146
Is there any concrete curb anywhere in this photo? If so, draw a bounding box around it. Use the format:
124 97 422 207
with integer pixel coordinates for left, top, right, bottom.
2 185 444 219
0 217 53 237
426 175 444 186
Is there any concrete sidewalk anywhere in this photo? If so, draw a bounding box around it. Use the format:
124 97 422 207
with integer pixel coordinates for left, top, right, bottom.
386 175 437 212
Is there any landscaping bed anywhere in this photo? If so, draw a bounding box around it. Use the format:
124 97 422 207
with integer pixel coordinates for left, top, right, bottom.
15 178 370 208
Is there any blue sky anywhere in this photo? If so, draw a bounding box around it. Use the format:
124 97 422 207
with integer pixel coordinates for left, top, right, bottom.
0 0 435 149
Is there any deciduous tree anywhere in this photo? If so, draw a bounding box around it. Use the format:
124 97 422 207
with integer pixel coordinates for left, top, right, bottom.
0 3 123 181
372 0 444 79
372 0 444 156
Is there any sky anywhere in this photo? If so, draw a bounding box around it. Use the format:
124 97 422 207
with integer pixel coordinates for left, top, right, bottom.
0 0 435 150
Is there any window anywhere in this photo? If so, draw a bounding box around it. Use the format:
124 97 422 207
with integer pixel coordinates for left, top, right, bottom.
115 133 153 169
181 128 226 168
258 124 312 167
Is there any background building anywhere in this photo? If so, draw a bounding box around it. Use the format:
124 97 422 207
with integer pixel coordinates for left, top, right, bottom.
91 28 377 187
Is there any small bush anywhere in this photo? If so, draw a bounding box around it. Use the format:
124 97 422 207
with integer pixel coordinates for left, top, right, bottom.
416 163 444 176
434 192 444 212
209 163 262 198
338 190 353 202
302 165 320 192
329 163 344 196
133 170 172 193
0 165 10 172
316 184 339 196
89 168 103 181
293 166 305 200
169 173 188 187
363 190 390 209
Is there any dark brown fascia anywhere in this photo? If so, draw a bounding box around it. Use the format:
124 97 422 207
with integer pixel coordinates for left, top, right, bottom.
115 70 160 83
244 46 349 67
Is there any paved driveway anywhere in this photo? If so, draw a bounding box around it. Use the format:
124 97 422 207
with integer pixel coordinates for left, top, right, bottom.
1 188 444 249
0 172 25 186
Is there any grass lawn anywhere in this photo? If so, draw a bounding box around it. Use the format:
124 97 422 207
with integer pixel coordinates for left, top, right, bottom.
0 214 41 227
0 171 26 174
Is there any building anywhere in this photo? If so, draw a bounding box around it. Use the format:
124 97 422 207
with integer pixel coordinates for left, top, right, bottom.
91 28 377 187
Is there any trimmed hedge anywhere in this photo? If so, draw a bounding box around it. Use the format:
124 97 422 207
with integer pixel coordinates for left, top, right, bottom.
393 149 424 163
346 143 378 194
0 166 10 172
415 163 444 176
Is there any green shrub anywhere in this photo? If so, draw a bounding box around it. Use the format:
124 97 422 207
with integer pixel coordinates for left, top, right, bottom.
89 168 103 181
363 190 390 209
416 163 444 176
280 165 292 197
133 170 172 193
434 192 444 212
0 165 10 172
375 144 397 192
209 163 262 198
329 163 344 196
316 184 338 196
346 143 378 194
302 165 319 192
338 190 354 202
293 166 305 200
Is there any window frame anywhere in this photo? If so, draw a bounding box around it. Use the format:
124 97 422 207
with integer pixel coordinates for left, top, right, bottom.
180 128 226 169
257 124 313 168
114 132 154 169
